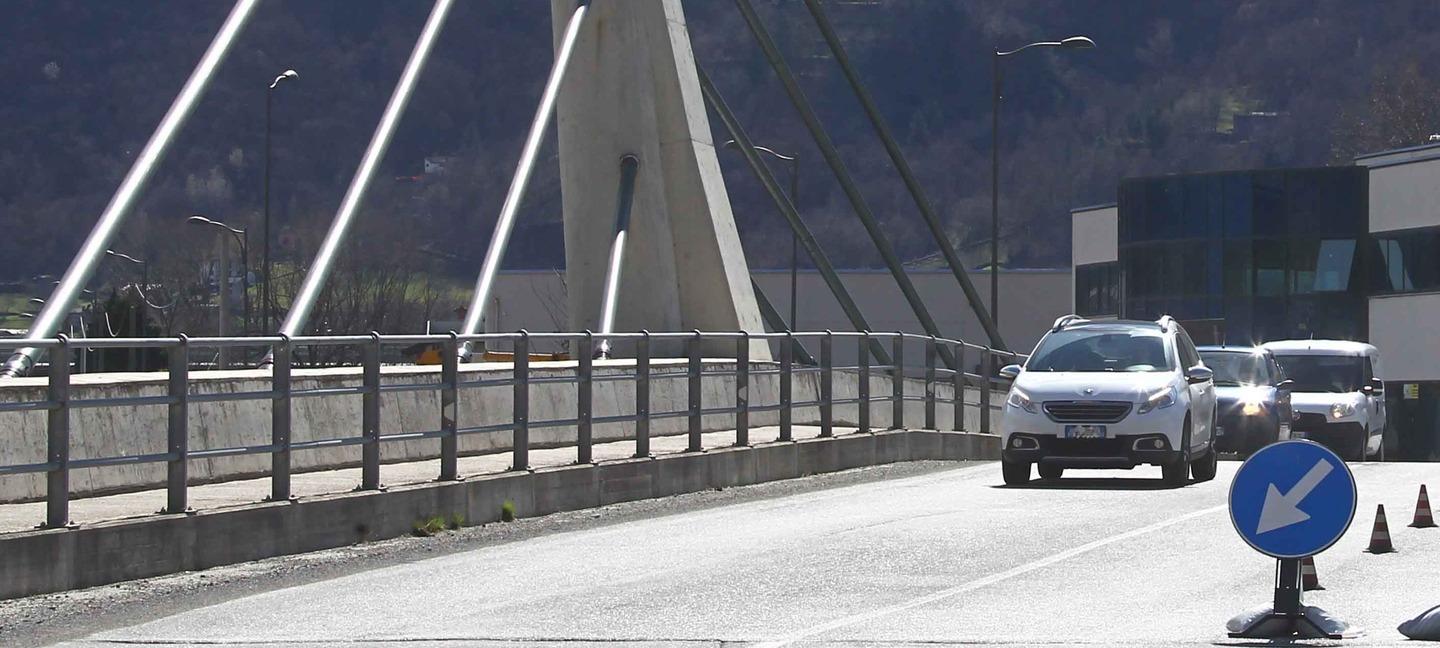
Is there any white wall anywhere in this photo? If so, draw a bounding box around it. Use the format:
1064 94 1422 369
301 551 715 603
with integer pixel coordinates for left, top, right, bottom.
1071 205 1118 316
1368 293 1440 382
1071 206 1118 265
483 269 1072 362
752 269 1069 362
1365 155 1440 234
1362 151 1440 382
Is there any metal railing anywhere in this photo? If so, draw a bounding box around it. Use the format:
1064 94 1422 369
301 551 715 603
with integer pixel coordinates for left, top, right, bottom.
0 330 1024 530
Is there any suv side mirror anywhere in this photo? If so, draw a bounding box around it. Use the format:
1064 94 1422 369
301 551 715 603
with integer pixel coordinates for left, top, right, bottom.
999 364 1023 380
1363 378 1384 395
1185 366 1213 384
1276 379 1295 392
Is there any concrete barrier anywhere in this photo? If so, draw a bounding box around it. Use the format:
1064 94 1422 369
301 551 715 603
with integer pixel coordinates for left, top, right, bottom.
0 361 998 502
0 428 998 600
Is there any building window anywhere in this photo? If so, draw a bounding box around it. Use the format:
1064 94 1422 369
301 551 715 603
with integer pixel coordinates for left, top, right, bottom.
1076 262 1119 316
1375 227 1440 294
1116 166 1368 343
1291 239 1356 294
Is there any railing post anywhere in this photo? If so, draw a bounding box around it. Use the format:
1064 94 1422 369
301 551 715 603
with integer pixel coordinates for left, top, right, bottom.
820 330 833 437
44 336 71 528
688 330 703 452
578 331 594 464
925 336 937 430
953 342 966 432
980 347 993 434
779 331 793 442
440 334 459 480
891 332 904 430
858 332 870 434
635 330 651 457
736 332 750 446
513 330 530 471
269 335 292 502
361 332 382 490
165 335 190 514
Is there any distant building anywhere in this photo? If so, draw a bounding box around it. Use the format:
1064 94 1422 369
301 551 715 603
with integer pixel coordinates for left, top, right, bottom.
1072 140 1440 460
424 156 459 175
1230 111 1285 141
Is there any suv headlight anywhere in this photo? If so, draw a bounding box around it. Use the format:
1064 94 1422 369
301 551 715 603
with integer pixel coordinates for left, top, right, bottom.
1006 387 1038 413
1138 386 1177 414
1330 402 1356 419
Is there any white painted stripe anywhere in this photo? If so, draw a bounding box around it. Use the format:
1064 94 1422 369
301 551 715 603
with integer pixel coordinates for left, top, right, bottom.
751 503 1228 648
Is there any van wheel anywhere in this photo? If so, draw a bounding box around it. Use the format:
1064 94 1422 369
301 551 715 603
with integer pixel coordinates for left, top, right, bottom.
1038 464 1064 481
1002 459 1031 485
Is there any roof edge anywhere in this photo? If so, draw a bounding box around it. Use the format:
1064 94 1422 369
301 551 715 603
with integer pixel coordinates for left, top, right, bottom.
1070 202 1117 214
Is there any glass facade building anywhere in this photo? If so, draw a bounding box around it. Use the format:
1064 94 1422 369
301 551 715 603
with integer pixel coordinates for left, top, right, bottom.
1116 167 1371 344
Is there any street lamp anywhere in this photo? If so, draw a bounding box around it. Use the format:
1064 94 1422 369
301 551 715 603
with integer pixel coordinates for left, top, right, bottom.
722 139 801 332
263 68 298 335
189 214 250 369
106 248 147 370
992 35 1093 328
189 215 250 327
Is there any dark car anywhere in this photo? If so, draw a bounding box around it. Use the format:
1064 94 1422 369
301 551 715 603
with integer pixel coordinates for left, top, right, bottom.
1198 346 1294 456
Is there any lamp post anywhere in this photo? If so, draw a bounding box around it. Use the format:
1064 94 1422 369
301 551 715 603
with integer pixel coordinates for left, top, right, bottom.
188 216 250 361
992 36 1093 328
263 69 298 335
189 215 249 368
723 139 801 331
106 249 147 370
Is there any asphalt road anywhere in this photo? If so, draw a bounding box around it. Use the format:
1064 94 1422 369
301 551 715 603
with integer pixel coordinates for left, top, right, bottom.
44 460 1440 647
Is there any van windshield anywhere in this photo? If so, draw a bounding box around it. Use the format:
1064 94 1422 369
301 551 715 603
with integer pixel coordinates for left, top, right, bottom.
1200 351 1270 386
1272 354 1363 393
1026 329 1172 372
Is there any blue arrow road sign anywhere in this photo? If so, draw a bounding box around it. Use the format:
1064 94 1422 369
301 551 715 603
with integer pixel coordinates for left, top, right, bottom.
1229 440 1357 558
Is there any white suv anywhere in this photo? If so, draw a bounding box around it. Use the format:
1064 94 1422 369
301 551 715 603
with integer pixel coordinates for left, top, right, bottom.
998 315 1218 486
1262 340 1386 462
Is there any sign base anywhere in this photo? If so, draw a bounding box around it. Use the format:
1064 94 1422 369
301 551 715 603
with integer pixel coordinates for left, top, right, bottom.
1228 609 1343 640
1227 558 1352 640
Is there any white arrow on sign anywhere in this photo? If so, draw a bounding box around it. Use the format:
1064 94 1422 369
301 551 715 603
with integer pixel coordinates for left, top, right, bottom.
1256 459 1334 535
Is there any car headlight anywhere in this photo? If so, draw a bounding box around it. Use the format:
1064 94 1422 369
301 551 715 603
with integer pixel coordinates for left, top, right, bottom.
1006 387 1038 413
1137 386 1176 414
1239 387 1267 416
1330 402 1355 419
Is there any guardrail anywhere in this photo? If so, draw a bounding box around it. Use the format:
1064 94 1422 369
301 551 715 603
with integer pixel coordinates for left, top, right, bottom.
0 330 1024 530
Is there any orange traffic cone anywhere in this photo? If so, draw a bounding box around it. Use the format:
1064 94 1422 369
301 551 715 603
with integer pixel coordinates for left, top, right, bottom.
1367 504 1395 554
1300 556 1324 591
1411 485 1437 528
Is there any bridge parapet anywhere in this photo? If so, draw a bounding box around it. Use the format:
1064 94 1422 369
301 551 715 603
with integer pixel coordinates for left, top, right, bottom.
0 331 1022 522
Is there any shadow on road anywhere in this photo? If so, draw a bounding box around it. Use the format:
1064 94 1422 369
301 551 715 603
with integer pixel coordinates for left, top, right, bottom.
992 477 1190 491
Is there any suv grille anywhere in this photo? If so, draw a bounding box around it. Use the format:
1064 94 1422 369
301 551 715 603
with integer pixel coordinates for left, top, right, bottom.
1043 401 1132 423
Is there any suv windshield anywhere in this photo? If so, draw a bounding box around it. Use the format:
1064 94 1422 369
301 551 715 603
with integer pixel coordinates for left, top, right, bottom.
1200 351 1270 386
1272 354 1363 393
1026 329 1172 372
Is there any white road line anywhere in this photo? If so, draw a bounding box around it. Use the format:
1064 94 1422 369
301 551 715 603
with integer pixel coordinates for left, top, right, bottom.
751 503 1228 648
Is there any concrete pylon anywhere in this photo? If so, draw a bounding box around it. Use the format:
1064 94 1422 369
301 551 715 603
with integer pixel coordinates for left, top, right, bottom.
551 0 770 360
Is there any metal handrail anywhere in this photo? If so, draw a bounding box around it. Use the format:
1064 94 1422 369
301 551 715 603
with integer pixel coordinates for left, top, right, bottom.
0 328 1023 529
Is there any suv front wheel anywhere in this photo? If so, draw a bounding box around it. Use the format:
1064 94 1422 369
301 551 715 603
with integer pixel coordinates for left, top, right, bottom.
1001 459 1030 485
1162 416 1192 486
1190 407 1219 482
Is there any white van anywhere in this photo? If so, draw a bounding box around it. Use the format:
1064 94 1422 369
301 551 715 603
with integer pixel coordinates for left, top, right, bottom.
1261 340 1386 461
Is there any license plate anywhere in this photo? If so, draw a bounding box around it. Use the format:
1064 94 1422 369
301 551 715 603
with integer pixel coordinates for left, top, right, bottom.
1064 425 1107 439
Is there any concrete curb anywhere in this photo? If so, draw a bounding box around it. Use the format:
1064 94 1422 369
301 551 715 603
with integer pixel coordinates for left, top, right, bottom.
0 429 997 600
